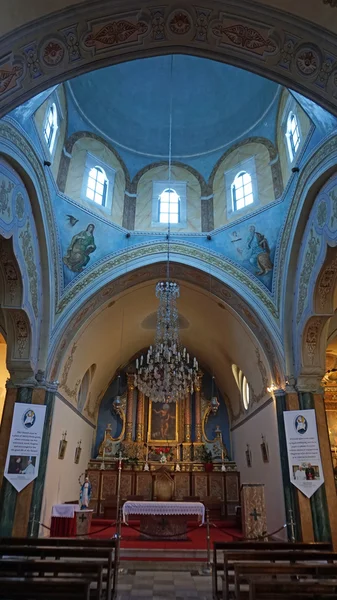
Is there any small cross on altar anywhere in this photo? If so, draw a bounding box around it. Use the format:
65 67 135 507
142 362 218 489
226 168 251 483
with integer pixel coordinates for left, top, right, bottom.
250 508 261 521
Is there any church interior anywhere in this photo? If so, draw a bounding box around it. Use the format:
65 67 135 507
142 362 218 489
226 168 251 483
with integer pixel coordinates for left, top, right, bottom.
1 1 337 599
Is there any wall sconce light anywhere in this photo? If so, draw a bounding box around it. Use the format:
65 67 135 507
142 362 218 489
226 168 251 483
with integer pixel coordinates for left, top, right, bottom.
260 434 269 463
74 440 82 464
58 431 68 460
267 382 277 394
245 444 252 468
210 375 220 415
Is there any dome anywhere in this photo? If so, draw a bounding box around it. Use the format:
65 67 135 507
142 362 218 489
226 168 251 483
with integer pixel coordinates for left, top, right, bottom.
67 54 280 158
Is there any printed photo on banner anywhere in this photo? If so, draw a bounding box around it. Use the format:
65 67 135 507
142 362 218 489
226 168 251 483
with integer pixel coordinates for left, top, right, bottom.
7 455 36 475
4 403 46 492
292 463 320 481
283 409 324 499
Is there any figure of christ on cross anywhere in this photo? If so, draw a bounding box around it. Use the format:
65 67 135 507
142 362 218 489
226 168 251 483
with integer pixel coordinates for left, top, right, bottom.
152 403 176 440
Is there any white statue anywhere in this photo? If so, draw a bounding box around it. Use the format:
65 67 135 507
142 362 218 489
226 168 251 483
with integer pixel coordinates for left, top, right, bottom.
80 476 92 509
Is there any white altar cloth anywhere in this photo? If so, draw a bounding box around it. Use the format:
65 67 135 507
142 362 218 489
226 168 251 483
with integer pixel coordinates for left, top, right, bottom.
122 501 205 524
51 504 80 518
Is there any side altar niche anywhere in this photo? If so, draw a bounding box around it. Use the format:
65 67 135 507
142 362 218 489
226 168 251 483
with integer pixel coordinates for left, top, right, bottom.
87 372 239 518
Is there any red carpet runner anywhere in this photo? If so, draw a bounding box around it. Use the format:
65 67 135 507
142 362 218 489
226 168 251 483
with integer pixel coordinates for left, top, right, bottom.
90 519 242 556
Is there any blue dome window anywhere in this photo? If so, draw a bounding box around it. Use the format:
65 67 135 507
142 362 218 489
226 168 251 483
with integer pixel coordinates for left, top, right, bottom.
43 103 58 153
86 166 108 206
159 188 180 224
231 171 254 212
286 111 301 162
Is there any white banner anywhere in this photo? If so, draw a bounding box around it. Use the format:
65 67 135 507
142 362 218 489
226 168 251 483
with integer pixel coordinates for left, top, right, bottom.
284 409 324 498
4 403 46 492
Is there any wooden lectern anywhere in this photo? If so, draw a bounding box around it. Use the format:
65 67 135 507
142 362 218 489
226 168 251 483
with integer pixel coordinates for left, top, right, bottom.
241 483 267 539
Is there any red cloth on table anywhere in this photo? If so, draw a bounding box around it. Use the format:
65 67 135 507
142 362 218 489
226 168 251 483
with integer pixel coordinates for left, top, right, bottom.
50 515 76 537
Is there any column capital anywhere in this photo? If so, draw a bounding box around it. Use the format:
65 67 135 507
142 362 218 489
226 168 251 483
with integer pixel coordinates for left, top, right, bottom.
296 374 324 394
6 373 59 392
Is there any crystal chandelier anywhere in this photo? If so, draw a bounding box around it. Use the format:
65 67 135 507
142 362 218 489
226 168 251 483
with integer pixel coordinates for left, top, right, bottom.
134 56 198 402
134 281 199 402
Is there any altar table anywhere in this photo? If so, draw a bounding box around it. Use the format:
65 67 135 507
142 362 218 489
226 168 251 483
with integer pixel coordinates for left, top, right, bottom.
122 501 205 540
50 504 93 537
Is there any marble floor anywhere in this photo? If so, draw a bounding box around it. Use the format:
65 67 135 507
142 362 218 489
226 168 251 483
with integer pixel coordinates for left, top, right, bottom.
116 569 212 600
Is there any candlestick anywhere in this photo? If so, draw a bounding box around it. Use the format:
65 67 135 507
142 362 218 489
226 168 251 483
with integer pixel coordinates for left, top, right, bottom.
221 449 224 462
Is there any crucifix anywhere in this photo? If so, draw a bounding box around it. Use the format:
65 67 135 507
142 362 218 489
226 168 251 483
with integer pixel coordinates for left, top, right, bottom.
250 508 261 522
114 451 127 542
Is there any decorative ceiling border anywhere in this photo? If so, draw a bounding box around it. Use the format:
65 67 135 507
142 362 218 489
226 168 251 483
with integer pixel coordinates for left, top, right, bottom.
55 240 277 318
1 0 337 119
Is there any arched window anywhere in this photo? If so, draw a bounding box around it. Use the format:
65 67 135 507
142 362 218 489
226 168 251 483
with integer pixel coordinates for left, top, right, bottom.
78 364 96 413
232 364 251 410
286 111 300 161
86 166 108 205
159 188 180 224
242 376 250 410
44 103 58 153
231 171 254 211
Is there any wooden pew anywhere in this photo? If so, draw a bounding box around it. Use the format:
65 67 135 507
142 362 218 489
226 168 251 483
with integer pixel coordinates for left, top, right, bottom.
212 541 332 600
0 537 116 548
248 578 337 599
0 559 103 600
221 551 337 600
0 545 115 600
0 577 91 599
233 562 337 600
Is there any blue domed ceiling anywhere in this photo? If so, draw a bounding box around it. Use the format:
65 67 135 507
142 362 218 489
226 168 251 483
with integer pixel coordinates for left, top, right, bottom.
67 55 280 159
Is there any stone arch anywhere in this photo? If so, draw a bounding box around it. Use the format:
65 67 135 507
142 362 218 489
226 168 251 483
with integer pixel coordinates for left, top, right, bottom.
288 168 337 381
131 161 207 195
57 130 131 192
298 246 337 388
0 236 33 381
208 136 283 199
0 122 55 375
2 1 337 123
275 134 337 376
47 261 284 404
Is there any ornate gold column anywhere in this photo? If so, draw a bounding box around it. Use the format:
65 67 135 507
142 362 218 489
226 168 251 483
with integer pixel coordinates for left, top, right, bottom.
136 390 145 442
126 374 134 441
184 392 191 442
195 372 203 443
183 392 192 462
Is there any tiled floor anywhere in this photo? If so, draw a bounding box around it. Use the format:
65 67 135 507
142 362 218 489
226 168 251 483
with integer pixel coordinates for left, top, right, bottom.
116 569 212 600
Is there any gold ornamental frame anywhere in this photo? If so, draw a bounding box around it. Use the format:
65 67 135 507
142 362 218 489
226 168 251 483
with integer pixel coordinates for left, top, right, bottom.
148 400 179 444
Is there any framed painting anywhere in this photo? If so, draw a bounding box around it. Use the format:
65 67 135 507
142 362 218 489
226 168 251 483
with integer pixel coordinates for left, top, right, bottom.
148 401 178 443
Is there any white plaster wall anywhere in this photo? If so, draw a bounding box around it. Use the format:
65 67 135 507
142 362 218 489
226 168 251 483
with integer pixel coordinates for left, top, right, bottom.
39 397 95 535
231 398 287 539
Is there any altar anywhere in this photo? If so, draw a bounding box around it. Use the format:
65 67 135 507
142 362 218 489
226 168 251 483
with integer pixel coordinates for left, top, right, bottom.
123 500 205 540
50 504 93 537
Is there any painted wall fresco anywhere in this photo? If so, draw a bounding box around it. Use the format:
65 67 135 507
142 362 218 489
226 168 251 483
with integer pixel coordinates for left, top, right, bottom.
57 191 282 291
